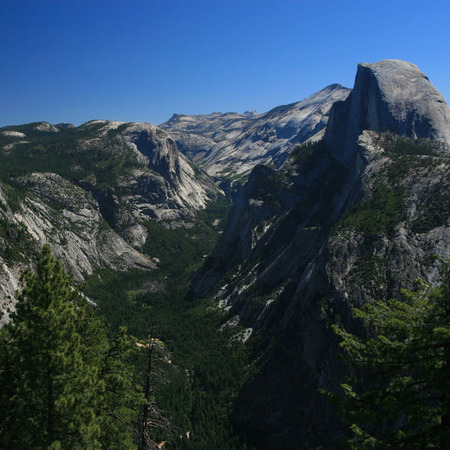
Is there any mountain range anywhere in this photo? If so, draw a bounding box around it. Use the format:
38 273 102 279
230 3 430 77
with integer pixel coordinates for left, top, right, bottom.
160 83 350 181
1 59 450 448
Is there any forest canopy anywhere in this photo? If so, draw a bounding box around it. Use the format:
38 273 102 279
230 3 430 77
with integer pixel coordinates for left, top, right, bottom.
329 259 450 449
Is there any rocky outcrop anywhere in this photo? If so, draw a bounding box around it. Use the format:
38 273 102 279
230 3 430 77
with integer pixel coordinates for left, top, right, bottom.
326 59 450 166
0 260 22 327
34 122 60 133
79 121 222 225
0 173 156 323
123 123 181 176
161 84 351 179
20 172 156 275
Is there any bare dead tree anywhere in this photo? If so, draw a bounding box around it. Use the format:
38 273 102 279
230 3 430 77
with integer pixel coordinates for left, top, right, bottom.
139 331 174 450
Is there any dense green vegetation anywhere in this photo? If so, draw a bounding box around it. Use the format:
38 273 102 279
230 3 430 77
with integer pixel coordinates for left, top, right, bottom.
338 183 405 237
142 221 217 278
0 246 143 448
196 194 232 229
385 135 437 158
291 139 328 168
412 185 450 233
84 269 252 449
81 195 251 449
1 122 246 448
327 259 450 449
0 124 140 190
84 267 251 447
0 219 36 263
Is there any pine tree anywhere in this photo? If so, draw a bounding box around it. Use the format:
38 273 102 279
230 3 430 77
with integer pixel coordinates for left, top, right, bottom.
328 259 450 449
99 327 143 449
0 245 141 448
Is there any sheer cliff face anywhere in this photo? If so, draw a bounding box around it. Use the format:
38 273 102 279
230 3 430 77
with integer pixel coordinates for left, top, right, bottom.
190 60 450 448
161 84 351 178
326 59 450 166
123 123 182 176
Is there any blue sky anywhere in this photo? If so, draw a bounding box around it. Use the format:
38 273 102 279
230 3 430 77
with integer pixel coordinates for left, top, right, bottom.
1 0 449 127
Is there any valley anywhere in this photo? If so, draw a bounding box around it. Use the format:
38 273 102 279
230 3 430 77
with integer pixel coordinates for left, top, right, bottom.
1 59 450 449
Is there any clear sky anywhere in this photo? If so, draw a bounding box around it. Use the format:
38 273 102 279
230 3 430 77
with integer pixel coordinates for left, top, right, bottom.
1 0 449 127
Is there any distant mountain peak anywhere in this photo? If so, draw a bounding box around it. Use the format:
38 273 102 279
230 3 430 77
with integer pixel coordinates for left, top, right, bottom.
166 113 186 122
321 82 347 91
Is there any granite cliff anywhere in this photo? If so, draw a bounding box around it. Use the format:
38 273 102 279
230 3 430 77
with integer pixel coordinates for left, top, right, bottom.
326 59 450 166
189 60 450 448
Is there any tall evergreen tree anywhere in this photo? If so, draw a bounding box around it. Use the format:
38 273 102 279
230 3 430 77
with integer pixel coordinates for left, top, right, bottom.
99 327 143 449
0 245 141 449
328 259 450 449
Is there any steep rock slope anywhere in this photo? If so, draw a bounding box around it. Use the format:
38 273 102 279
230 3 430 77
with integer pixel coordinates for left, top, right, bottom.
189 60 450 448
0 172 156 325
0 120 222 323
161 84 351 179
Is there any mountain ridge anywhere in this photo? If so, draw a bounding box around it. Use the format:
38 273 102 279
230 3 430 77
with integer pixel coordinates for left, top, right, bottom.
161 84 351 179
